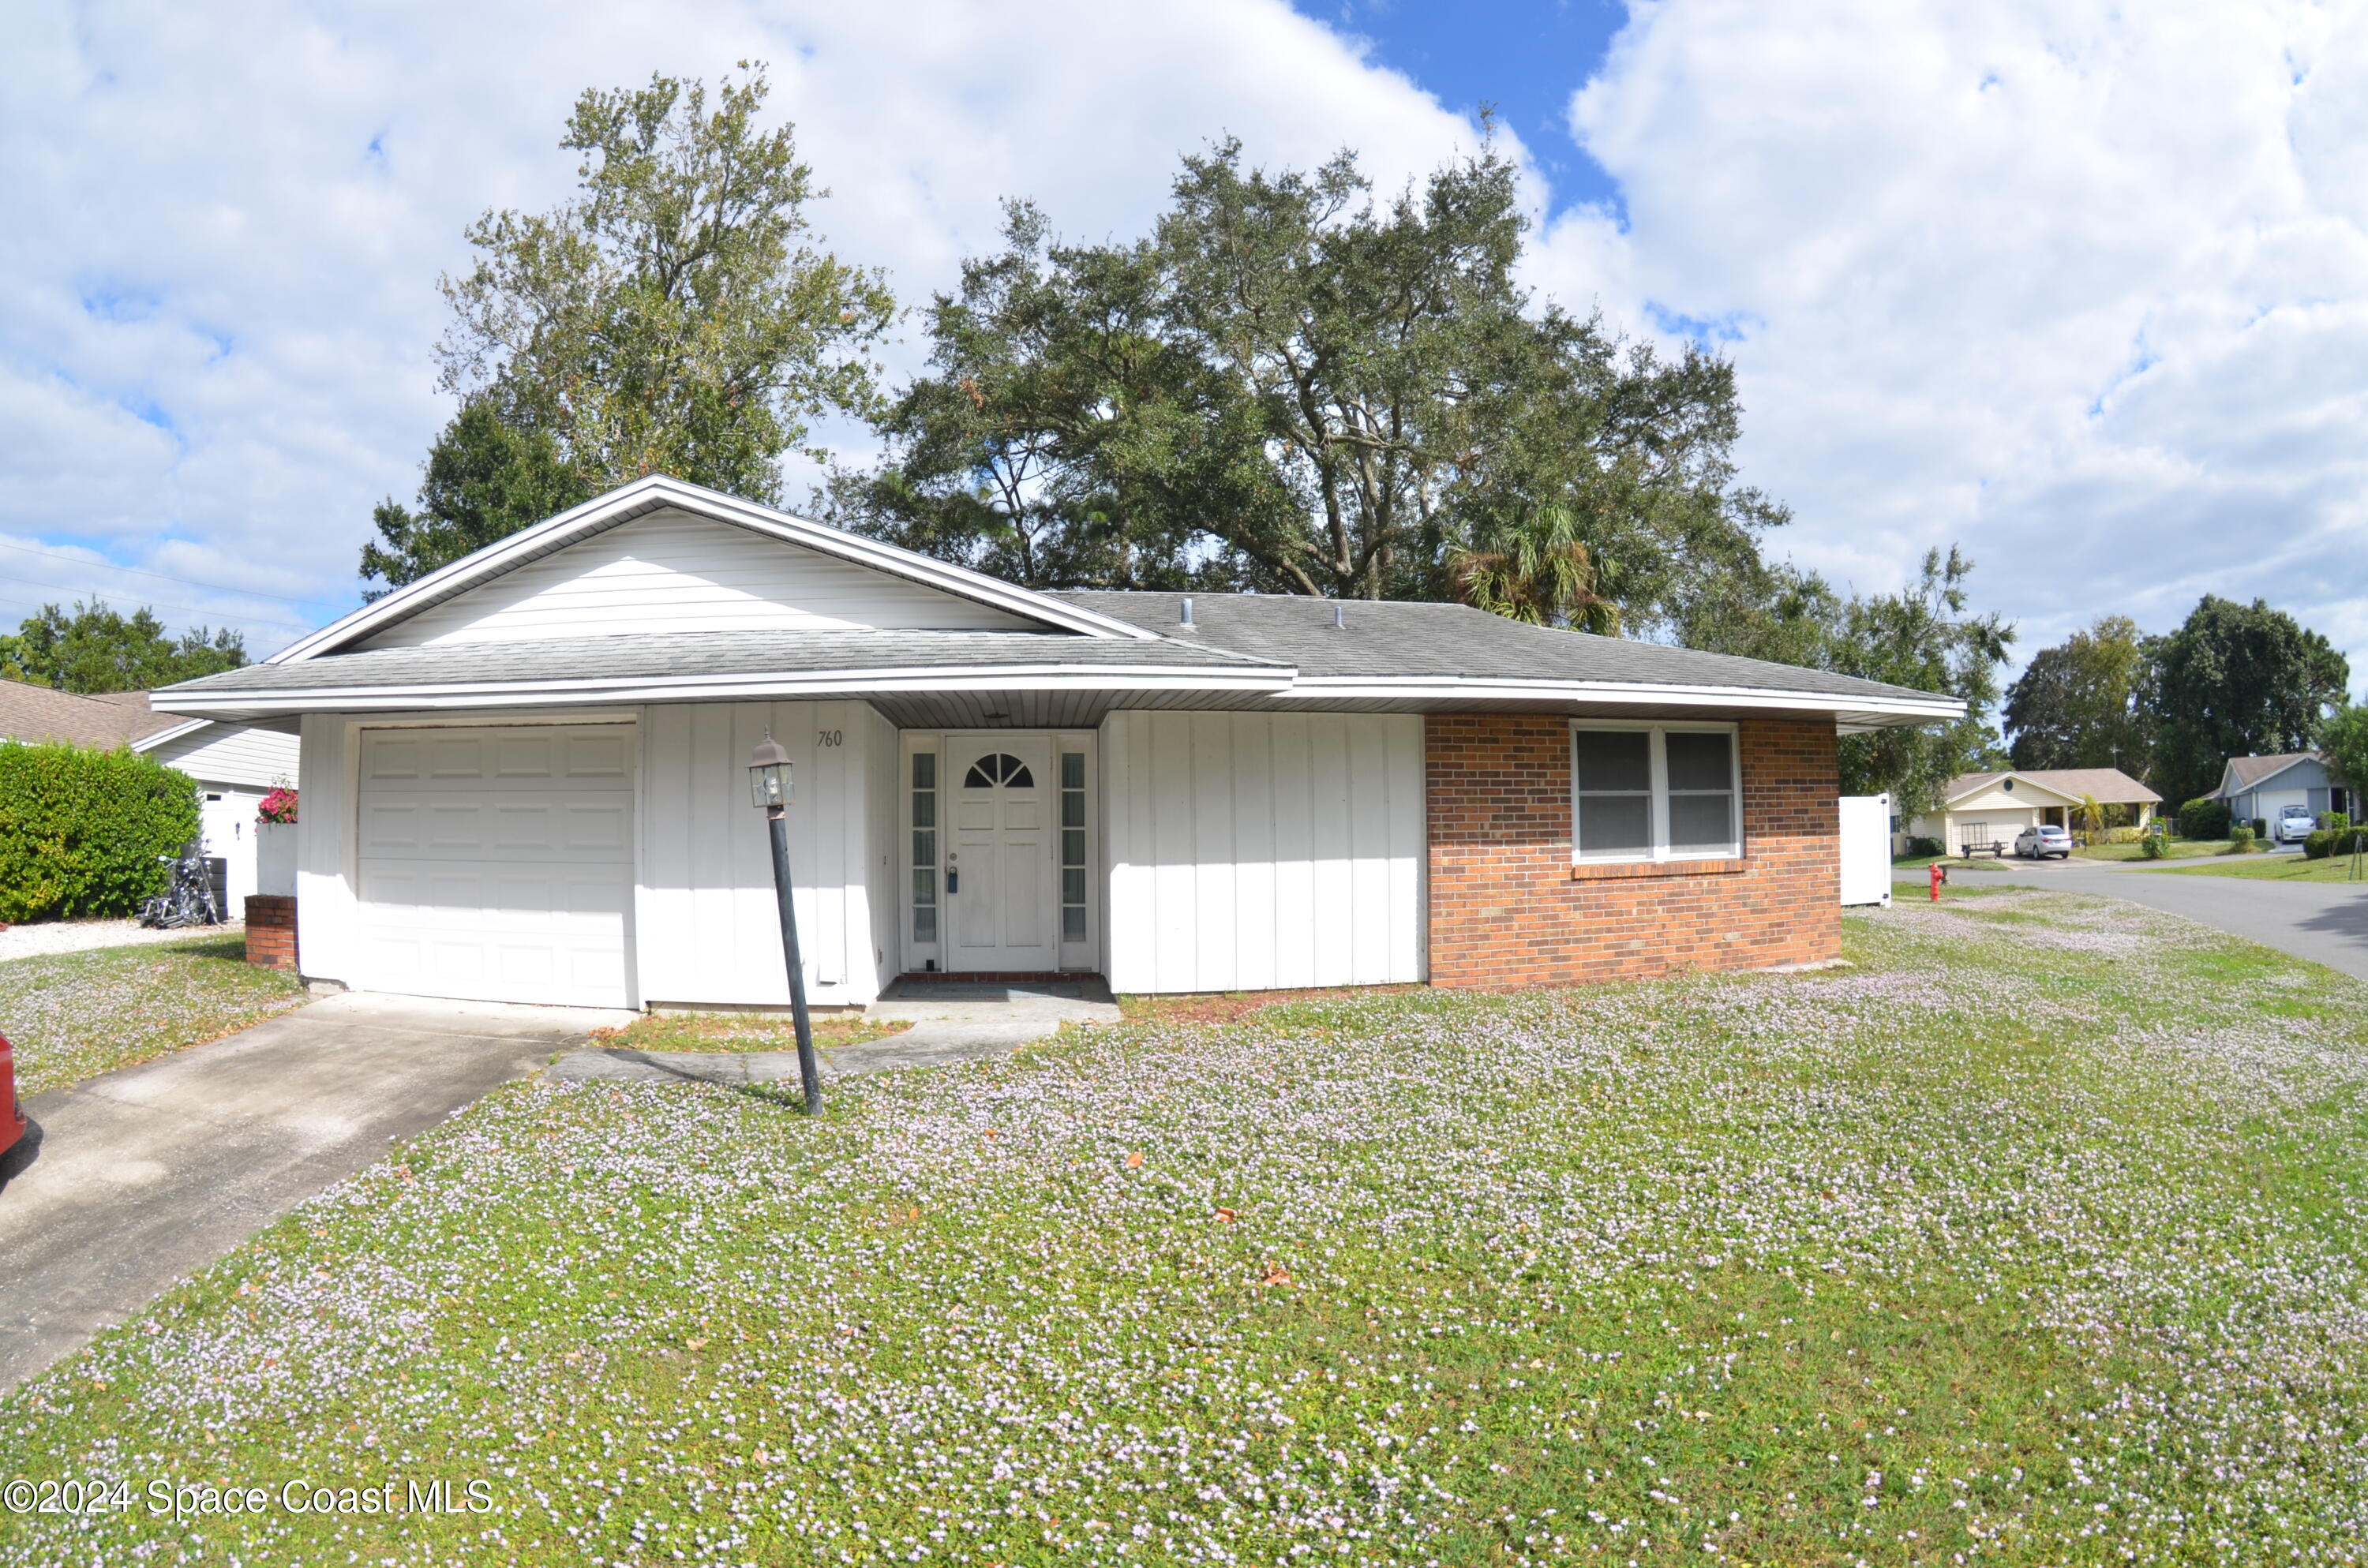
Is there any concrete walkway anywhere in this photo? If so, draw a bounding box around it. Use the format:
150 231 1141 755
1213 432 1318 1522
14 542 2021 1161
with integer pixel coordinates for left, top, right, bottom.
1898 855 2368 982
0 992 624 1395
550 978 1123 1088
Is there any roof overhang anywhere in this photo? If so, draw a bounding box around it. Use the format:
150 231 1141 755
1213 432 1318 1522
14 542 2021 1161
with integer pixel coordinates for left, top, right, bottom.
128 718 211 753
155 666 1965 728
2216 755 2317 797
1283 675 1965 728
269 477 1160 663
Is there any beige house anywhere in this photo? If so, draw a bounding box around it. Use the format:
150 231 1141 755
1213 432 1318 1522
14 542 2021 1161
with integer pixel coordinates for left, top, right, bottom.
1904 767 2160 855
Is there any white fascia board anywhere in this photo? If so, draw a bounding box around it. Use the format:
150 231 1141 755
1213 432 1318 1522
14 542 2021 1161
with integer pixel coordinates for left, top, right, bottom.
152 662 1298 718
129 717 211 753
268 476 1157 664
1281 675 1965 723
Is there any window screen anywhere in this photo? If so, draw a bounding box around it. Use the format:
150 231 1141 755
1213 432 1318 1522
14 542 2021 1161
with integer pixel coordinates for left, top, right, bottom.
1665 731 1737 852
1573 730 1652 855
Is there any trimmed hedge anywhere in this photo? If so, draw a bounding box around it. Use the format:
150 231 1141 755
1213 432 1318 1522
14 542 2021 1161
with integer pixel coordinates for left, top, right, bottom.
0 743 199 922
2179 797 2231 841
2306 826 2368 860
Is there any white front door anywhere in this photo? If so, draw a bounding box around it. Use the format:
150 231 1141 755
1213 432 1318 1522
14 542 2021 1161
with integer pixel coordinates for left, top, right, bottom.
946 734 1056 973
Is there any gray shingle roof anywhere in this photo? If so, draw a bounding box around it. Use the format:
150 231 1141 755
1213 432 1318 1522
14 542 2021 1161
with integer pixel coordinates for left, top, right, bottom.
1055 591 1950 704
2218 752 2321 791
167 628 1279 694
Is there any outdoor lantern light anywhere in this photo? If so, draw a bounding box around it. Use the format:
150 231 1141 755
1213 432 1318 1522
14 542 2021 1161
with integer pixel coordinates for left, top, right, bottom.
748 731 821 1115
748 733 792 810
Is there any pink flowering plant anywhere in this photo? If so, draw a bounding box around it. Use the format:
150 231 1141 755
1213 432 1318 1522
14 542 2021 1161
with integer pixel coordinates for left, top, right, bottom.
255 786 298 825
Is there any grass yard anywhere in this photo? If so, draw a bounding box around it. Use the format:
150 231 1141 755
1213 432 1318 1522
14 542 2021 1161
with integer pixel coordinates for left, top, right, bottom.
2072 839 2231 862
2129 851 2368 883
0 933 309 1096
6 888 2368 1565
586 1011 912 1054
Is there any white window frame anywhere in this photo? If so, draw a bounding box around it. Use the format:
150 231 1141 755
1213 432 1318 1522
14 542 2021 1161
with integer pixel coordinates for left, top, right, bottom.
1568 720 1744 866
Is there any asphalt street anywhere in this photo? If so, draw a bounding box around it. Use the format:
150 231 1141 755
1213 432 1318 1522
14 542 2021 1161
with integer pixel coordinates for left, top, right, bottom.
1899 852 2368 982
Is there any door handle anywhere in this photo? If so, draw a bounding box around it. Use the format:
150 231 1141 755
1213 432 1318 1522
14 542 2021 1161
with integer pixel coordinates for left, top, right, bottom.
946 870 958 894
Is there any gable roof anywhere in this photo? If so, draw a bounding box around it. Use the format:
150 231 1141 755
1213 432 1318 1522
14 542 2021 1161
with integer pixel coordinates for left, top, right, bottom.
0 679 182 749
1942 765 2160 807
155 481 1969 729
272 476 1159 662
2214 751 2325 796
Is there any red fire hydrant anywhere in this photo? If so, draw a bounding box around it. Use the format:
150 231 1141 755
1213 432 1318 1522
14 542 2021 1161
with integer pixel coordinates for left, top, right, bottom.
1929 863 1948 902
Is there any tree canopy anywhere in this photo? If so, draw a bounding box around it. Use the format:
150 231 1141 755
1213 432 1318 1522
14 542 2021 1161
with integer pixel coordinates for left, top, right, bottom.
2002 615 2154 777
0 601 246 694
2149 595 2349 808
830 144 1776 631
1687 548 2014 819
362 65 894 593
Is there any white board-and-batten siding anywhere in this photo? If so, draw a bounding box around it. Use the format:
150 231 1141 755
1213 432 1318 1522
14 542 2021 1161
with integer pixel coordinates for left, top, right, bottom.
358 510 1032 649
1102 712 1426 994
636 700 895 1009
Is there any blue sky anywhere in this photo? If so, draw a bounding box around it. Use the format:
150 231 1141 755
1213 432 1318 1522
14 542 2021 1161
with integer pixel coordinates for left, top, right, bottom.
6 0 2367 695
1291 0 1627 218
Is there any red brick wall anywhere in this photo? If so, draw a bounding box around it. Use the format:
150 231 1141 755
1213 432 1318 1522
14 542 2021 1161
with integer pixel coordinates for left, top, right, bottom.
1426 715 1840 986
244 894 299 973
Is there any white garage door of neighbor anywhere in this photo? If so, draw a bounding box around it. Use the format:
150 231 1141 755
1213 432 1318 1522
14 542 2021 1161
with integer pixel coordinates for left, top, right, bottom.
356 723 637 1009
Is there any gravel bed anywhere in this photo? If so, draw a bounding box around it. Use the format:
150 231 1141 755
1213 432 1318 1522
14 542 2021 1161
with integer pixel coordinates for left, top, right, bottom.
0 918 243 964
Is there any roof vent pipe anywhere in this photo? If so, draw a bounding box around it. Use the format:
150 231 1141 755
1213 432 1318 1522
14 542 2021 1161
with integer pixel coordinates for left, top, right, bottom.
1178 597 1194 628
1332 604 1346 630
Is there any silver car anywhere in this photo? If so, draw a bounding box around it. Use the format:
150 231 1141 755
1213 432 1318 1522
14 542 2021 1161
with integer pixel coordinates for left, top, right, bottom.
2276 805 2315 844
2015 823 2074 859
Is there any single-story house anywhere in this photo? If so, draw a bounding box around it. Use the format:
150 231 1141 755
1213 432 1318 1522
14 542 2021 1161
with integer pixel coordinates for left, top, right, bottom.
2211 752 2348 829
1 675 302 909
152 476 1961 1011
1905 766 2162 855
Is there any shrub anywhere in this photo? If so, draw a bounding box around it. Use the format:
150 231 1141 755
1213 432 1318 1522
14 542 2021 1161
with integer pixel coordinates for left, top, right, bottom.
2322 810 2351 832
2179 797 2231 840
2307 826 2368 860
1905 836 1944 859
2227 825 2257 853
2138 829 2169 859
0 743 199 922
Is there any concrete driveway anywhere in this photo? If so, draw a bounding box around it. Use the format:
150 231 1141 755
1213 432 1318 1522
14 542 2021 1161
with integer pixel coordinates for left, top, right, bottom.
0 992 625 1395
1902 855 2368 982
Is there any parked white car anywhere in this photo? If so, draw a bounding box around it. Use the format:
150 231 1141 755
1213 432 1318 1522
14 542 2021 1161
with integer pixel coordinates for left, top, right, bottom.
2276 804 2316 844
2015 824 2074 859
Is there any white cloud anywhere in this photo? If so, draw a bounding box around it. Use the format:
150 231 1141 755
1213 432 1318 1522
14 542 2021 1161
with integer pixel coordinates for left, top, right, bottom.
1534 0 2368 684
1 0 1491 650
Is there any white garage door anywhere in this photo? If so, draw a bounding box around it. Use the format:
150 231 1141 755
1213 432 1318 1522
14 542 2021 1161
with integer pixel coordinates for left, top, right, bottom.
356 723 636 1009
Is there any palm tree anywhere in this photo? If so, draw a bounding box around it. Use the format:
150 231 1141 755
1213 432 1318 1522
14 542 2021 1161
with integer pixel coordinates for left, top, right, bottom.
1448 503 1621 635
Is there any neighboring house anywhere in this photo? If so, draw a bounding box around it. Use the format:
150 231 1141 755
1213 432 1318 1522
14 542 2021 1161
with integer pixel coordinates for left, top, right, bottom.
1905 767 2162 855
2210 752 2348 829
153 476 1961 1012
0 675 301 910
129 719 302 907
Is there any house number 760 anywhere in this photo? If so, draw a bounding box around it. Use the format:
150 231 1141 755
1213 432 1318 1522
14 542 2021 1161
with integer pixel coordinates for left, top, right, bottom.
816 731 843 747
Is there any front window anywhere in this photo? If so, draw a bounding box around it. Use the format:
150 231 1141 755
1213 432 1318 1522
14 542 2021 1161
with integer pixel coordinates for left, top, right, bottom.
1571 724 1741 863
1059 751 1088 941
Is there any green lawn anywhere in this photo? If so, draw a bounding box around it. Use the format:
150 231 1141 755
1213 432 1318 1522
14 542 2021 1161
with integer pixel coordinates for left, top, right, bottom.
586 1010 912 1054
0 934 309 1096
6 889 2367 1563
2073 838 2231 861
2130 850 2368 883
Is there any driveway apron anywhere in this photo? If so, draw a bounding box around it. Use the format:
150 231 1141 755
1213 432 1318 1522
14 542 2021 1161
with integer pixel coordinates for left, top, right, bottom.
0 992 625 1396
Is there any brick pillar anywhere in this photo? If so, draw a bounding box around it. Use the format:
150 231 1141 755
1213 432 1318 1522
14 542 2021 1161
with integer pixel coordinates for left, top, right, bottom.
244 894 298 972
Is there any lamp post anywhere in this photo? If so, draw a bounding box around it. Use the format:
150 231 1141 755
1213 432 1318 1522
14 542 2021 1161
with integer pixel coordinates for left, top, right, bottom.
748 732 821 1115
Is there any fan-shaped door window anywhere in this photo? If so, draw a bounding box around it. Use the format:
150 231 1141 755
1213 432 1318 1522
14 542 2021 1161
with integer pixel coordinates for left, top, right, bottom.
962 752 1035 789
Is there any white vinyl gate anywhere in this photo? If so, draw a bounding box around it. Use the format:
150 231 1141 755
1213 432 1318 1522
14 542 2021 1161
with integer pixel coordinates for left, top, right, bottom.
1838 793 1893 907
354 723 637 1008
